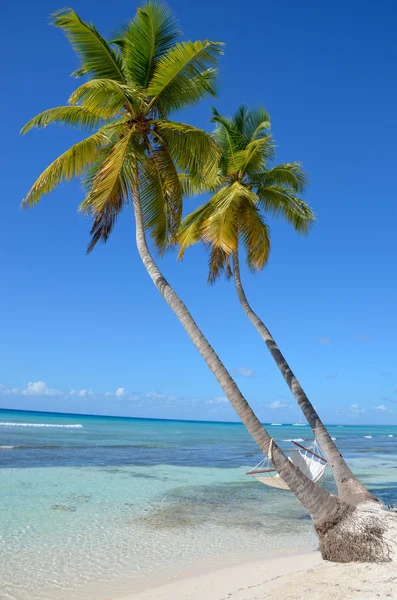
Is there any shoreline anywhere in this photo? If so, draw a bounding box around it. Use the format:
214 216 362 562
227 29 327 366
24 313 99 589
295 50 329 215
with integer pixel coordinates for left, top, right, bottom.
114 548 397 600
113 549 322 600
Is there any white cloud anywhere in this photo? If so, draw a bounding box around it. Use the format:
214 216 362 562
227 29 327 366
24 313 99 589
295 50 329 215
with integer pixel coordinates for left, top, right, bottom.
0 381 62 396
267 399 288 409
351 403 366 413
69 389 93 397
115 387 126 397
146 391 166 399
317 337 331 344
206 396 229 405
234 367 256 378
375 404 387 411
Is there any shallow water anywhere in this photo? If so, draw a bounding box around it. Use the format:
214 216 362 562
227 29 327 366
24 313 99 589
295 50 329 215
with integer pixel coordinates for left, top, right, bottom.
1 409 396 599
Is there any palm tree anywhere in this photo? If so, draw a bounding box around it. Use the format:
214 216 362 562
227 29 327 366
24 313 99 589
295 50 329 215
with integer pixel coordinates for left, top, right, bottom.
21 5 388 562
178 106 374 506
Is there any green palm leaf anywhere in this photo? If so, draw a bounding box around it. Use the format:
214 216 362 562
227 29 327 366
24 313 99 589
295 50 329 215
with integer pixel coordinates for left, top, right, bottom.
237 106 271 141
22 5 222 254
211 107 246 155
140 145 182 252
252 163 307 193
239 205 271 270
21 106 105 134
147 40 222 112
256 185 314 233
122 1 181 87
22 128 112 207
81 127 141 215
51 8 125 82
178 173 223 198
200 183 256 253
153 120 219 184
69 79 140 118
178 202 213 258
228 136 275 176
180 105 313 279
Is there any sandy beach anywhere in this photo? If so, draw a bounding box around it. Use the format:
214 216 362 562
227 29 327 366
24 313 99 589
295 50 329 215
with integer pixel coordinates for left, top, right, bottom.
116 550 397 600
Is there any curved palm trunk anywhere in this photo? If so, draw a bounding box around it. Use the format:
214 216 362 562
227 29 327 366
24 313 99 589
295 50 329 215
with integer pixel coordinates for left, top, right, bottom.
131 188 392 562
130 186 347 528
231 248 375 506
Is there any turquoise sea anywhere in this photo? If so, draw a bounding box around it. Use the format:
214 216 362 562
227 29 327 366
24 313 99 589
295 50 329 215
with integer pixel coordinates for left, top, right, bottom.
1 408 396 600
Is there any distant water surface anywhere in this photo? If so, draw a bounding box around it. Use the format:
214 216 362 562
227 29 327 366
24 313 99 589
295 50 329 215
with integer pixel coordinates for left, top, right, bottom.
1 409 396 600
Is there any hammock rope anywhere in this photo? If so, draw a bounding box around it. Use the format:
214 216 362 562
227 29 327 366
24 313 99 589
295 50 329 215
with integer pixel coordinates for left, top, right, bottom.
247 439 327 491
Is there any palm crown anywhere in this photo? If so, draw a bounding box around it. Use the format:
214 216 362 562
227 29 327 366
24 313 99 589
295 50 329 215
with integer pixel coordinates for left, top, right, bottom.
21 2 222 252
178 106 315 281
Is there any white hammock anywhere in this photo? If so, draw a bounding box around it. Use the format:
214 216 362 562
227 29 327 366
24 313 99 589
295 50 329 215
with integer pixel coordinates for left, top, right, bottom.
247 439 327 491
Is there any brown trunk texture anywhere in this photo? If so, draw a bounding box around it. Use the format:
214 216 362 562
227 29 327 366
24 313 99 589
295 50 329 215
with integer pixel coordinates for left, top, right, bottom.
231 249 376 506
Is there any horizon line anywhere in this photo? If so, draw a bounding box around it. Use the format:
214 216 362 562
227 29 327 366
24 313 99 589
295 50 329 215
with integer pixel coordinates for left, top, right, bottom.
0 406 393 427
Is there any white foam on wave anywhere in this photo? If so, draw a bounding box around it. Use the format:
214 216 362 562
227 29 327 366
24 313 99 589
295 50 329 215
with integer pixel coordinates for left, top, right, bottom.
283 438 304 442
388 434 393 438
0 445 15 449
364 435 372 439
331 437 337 440
0 422 83 429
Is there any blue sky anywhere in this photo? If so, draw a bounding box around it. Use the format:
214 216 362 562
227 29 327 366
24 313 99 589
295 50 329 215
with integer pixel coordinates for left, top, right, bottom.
1 0 396 424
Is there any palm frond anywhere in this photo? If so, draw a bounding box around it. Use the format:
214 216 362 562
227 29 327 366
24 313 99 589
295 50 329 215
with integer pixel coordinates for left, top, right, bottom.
207 246 232 284
232 106 251 138
211 107 247 158
82 146 127 253
80 127 140 215
122 1 181 87
86 196 123 253
22 128 112 207
51 8 125 82
256 186 315 234
228 136 275 176
69 79 140 118
147 40 222 112
178 173 202 198
241 106 271 141
21 105 104 134
200 182 256 253
140 143 182 251
70 65 89 78
251 163 308 193
178 173 223 198
239 205 271 271
153 120 220 185
178 201 213 258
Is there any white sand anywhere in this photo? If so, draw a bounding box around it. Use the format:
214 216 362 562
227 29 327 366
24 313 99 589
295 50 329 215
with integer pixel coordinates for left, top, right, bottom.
114 511 397 600
115 550 397 600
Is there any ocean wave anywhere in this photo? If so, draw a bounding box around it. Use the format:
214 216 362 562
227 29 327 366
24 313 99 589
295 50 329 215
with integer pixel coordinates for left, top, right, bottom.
363 435 372 438
331 437 337 440
0 443 162 450
388 434 394 438
282 438 304 442
0 422 83 429
0 445 15 449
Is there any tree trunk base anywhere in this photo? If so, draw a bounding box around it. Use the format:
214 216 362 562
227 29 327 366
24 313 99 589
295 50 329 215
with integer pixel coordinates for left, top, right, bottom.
316 502 396 563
